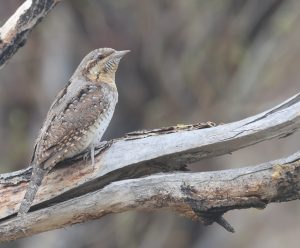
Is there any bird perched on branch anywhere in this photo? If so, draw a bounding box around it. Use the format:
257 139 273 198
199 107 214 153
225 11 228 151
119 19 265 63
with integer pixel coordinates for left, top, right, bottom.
18 48 129 216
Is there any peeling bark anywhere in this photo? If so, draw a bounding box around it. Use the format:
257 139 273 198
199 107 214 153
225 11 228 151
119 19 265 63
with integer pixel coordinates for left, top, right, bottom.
0 92 299 241
1 151 300 241
1 0 299 242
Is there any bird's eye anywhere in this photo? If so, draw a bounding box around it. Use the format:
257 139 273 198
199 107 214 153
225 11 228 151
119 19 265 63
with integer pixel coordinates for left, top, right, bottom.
98 54 105 60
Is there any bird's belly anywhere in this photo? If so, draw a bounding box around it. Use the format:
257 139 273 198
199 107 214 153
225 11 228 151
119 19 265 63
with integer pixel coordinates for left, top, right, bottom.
64 115 113 159
90 106 115 147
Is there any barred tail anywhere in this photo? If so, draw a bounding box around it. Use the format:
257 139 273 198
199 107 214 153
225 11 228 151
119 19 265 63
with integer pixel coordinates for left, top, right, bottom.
18 166 46 216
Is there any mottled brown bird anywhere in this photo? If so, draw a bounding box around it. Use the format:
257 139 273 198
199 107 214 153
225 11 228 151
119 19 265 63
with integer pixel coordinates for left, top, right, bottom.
18 48 129 216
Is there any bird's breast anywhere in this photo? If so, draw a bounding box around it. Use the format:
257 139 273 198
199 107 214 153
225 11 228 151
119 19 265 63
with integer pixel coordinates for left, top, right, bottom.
90 94 117 147
90 110 114 146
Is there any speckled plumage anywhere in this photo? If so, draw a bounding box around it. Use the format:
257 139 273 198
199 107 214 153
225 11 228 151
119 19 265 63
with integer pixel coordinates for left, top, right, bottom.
18 48 129 215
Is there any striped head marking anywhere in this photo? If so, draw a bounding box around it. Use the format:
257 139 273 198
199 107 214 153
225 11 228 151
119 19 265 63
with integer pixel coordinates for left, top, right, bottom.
83 48 130 84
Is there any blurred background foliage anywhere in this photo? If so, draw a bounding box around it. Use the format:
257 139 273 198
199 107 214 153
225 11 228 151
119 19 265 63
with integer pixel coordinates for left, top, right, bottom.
1 0 300 247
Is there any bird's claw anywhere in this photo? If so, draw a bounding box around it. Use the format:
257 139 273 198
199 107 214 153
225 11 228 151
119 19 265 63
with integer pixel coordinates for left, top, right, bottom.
96 140 113 154
83 150 90 162
82 141 113 170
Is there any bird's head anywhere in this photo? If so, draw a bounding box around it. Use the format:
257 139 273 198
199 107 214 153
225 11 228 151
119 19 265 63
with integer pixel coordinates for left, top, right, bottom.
80 48 129 84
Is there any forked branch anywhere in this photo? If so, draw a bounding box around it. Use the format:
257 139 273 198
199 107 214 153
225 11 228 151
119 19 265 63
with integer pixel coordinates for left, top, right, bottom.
1 151 300 241
0 92 300 241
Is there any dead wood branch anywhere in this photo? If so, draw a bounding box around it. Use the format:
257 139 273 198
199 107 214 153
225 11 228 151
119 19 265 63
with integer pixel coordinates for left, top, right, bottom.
0 92 299 241
1 151 300 241
0 0 61 68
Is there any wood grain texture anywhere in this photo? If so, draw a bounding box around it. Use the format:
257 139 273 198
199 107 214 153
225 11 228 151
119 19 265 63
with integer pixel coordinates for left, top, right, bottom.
1 151 300 241
0 92 299 241
0 0 61 68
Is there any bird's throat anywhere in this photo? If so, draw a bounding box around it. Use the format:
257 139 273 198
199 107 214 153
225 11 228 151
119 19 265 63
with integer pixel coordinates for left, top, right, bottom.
86 71 116 89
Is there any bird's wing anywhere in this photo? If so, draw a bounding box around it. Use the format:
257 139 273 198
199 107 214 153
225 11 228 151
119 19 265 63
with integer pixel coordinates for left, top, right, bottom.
30 81 72 164
33 83 109 169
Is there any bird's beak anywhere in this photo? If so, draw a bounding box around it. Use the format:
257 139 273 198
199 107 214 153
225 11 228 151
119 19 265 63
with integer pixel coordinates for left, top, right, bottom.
111 50 130 59
105 50 130 72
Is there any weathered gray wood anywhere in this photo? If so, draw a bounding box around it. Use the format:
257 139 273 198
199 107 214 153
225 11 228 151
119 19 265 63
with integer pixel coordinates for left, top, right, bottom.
1 0 299 242
0 92 300 222
0 0 61 68
1 151 300 242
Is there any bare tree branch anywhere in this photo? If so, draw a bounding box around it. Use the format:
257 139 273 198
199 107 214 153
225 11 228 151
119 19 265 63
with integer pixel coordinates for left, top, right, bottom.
0 92 299 241
1 0 299 243
1 150 300 241
0 0 61 68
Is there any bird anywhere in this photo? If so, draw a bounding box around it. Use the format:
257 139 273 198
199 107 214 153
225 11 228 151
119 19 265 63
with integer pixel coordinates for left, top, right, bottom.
18 48 129 216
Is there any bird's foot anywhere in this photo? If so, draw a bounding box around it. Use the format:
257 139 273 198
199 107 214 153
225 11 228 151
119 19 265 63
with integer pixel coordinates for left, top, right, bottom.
82 146 95 171
91 145 95 170
83 151 90 162
96 140 113 154
82 141 113 170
